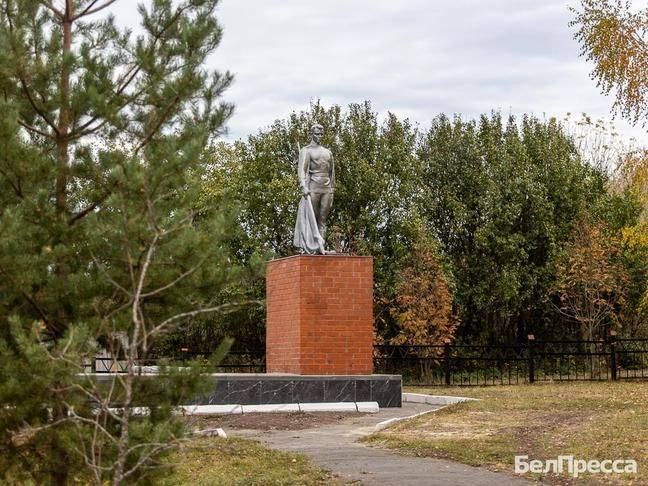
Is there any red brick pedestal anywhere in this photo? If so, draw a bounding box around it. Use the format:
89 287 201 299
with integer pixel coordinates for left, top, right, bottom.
266 255 374 375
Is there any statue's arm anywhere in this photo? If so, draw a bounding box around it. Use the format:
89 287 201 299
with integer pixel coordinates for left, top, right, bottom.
329 150 335 188
298 147 310 195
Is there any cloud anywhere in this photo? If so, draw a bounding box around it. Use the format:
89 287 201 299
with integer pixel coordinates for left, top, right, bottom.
110 0 646 144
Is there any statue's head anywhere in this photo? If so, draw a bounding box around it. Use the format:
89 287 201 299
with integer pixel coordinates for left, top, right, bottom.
310 124 324 144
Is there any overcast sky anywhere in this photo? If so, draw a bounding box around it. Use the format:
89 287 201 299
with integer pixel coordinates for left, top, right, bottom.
111 0 647 146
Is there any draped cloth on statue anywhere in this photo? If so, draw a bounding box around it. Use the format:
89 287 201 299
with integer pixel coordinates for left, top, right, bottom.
294 195 325 254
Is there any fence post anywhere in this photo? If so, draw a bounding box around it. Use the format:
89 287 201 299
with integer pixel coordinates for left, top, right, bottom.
527 334 535 384
444 343 451 386
609 331 617 381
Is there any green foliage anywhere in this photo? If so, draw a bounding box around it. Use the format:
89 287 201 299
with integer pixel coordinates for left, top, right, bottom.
0 1 247 484
0 319 88 484
186 102 423 351
179 102 417 351
417 113 610 342
192 102 628 350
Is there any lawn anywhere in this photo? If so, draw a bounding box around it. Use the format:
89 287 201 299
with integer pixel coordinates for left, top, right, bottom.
162 436 340 485
364 382 647 484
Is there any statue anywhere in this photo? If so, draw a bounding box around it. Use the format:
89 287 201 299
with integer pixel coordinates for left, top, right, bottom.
293 124 334 254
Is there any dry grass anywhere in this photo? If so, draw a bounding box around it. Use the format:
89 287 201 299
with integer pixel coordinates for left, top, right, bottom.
162 436 341 485
364 382 648 484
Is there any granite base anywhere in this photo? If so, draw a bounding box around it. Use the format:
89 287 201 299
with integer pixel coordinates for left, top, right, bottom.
192 374 402 408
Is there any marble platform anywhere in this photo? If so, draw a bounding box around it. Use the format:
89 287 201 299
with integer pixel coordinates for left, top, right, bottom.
191 374 402 408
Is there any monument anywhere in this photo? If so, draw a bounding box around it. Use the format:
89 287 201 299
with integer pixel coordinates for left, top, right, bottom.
262 124 402 406
293 123 334 255
119 124 402 408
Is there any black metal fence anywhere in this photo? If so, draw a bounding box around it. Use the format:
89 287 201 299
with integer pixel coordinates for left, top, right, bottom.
89 338 648 386
373 338 648 386
90 350 265 374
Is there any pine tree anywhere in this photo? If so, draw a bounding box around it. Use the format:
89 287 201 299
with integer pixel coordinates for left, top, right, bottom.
0 1 242 483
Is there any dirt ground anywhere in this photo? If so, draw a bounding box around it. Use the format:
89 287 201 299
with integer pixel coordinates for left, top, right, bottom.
183 412 365 431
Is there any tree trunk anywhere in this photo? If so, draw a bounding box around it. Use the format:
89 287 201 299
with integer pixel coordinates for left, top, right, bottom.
112 369 133 485
51 1 73 338
51 403 70 486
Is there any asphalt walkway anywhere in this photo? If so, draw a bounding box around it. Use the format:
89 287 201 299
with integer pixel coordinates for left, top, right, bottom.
231 401 532 485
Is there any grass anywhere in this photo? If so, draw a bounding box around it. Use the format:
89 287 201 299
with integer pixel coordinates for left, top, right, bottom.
162 436 340 485
363 382 648 484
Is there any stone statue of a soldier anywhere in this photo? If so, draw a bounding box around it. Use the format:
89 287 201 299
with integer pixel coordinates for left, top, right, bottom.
293 124 334 254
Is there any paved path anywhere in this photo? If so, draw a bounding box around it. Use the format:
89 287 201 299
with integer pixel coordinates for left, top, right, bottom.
230 402 531 485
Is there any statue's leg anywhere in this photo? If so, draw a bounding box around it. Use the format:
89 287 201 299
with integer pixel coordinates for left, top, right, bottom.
310 192 322 234
317 192 333 238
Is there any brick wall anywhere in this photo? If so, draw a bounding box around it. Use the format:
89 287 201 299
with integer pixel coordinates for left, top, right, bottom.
266 255 374 375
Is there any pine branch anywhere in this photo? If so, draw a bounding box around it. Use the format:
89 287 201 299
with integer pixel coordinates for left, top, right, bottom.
65 405 121 444
10 417 74 447
0 266 51 324
17 119 54 139
18 78 61 136
68 87 146 140
36 1 63 18
0 167 23 198
90 251 132 298
134 95 181 154
142 301 262 346
121 441 181 481
139 257 208 299
68 3 194 141
68 190 111 225
72 0 118 21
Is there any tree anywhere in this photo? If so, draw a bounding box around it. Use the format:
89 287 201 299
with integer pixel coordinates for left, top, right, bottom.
617 151 648 240
417 113 609 343
385 229 457 348
186 101 421 353
613 151 648 334
571 0 648 338
553 221 629 341
563 112 636 173
571 0 648 125
0 1 244 483
192 104 615 350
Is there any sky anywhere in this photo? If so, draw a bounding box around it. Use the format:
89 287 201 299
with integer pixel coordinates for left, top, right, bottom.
109 0 647 146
